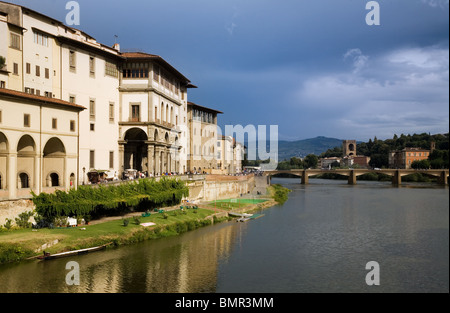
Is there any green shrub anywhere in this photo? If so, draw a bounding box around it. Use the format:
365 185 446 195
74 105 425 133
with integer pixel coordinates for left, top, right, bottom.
3 219 13 230
31 178 189 222
15 211 34 228
122 218 129 227
133 216 141 225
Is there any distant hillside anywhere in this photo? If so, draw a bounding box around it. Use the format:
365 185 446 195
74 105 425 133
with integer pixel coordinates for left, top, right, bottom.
277 136 343 160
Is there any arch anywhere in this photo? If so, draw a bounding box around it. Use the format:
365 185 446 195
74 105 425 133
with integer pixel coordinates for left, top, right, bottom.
166 104 169 122
349 143 355 151
170 106 174 124
70 173 76 187
50 172 60 187
18 172 29 188
160 102 164 122
43 137 66 157
154 129 159 142
0 132 9 152
124 128 148 172
0 132 8 191
124 128 148 142
165 132 169 144
17 135 36 155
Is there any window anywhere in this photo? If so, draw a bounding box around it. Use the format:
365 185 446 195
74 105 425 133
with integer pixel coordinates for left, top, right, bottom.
69 95 76 103
33 31 48 47
44 91 52 98
36 90 40 96
26 63 31 74
52 118 57 130
13 63 18 75
19 173 29 188
90 123 95 131
105 60 118 77
89 150 95 169
123 68 148 78
153 65 160 82
45 68 49 79
109 102 115 122
24 114 30 127
36 65 40 77
69 50 76 72
70 120 76 132
50 173 59 187
0 110 2 123
0 81 5 88
131 104 140 122
10 33 21 50
89 99 95 120
89 56 95 76
109 151 114 169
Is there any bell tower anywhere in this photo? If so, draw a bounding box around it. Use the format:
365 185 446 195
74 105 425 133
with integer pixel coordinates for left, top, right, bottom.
343 140 357 157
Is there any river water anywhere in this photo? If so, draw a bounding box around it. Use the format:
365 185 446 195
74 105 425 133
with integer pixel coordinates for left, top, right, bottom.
0 178 448 293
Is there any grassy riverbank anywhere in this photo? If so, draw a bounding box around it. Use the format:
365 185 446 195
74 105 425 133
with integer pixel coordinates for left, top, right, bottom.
0 208 220 265
0 183 291 265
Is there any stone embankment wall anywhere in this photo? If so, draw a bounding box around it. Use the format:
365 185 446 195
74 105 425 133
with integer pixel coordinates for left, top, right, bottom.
0 199 35 226
186 175 257 202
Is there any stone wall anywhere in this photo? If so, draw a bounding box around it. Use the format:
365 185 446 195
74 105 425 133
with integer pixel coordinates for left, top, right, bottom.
0 199 35 226
186 175 256 202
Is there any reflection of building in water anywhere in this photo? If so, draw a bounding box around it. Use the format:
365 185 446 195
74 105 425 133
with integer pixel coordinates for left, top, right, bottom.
74 222 241 293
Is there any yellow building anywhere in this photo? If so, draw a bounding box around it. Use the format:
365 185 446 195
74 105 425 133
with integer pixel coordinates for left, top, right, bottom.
187 102 222 173
0 88 84 200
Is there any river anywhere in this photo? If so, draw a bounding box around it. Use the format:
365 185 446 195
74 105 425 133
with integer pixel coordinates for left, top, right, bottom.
0 178 448 293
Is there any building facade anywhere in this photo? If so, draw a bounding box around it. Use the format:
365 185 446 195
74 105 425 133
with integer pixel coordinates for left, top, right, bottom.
0 88 84 200
0 1 243 200
187 102 222 173
389 147 431 169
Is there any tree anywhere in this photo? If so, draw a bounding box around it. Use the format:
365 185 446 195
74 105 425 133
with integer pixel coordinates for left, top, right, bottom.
303 154 318 169
411 160 430 169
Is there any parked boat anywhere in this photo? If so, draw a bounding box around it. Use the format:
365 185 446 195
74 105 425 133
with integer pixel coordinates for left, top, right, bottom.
37 243 111 260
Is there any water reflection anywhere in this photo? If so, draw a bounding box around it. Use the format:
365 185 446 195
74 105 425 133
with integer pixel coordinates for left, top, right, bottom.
0 221 244 293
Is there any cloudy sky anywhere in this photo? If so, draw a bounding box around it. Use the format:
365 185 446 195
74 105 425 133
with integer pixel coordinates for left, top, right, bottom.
12 0 449 141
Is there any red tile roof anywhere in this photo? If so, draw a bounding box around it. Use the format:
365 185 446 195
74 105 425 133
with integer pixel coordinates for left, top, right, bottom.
0 88 86 111
187 101 223 114
122 51 191 84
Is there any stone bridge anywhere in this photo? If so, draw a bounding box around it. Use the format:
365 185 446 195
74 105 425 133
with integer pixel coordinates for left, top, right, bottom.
264 169 449 186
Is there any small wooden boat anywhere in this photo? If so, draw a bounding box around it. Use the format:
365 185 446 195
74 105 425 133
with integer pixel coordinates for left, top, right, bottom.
37 243 111 260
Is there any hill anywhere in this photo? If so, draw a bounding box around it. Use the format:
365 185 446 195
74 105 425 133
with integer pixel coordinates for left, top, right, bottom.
277 136 344 160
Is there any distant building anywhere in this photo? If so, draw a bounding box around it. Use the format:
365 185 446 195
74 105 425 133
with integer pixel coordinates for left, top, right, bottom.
217 135 234 174
389 147 431 169
350 155 370 168
320 157 341 169
187 102 222 173
233 140 244 173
